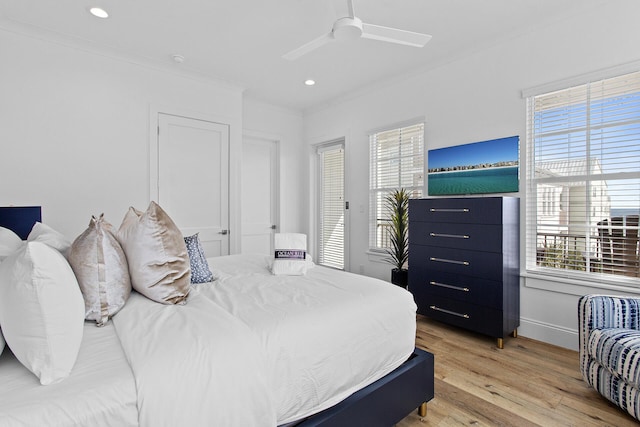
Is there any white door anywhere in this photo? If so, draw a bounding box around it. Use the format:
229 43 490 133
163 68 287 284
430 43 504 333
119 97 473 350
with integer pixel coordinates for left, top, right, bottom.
241 135 278 255
157 113 230 257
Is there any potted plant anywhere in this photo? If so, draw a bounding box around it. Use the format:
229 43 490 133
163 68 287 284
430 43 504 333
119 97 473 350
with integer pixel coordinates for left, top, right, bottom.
384 188 410 288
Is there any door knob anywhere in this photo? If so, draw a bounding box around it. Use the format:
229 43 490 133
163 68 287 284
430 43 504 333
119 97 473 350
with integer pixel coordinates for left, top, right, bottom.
271 225 277 230
218 229 229 235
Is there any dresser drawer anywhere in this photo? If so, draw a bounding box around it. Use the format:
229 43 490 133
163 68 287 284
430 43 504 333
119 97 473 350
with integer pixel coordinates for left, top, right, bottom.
409 268 503 309
409 197 505 224
409 245 504 281
418 295 504 338
409 221 503 252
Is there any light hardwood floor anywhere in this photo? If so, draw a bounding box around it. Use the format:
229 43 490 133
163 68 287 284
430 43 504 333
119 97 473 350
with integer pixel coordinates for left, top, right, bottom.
397 315 639 427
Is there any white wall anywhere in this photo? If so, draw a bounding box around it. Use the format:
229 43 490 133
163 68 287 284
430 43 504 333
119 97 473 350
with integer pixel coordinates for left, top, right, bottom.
0 27 303 256
242 98 306 238
302 1 640 350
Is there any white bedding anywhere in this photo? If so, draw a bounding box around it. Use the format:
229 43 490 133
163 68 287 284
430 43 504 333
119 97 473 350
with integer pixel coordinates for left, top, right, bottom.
0 254 417 427
112 287 277 427
204 254 417 424
0 322 138 427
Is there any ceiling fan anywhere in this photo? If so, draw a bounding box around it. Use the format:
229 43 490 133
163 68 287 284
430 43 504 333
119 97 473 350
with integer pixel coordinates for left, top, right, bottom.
283 0 432 61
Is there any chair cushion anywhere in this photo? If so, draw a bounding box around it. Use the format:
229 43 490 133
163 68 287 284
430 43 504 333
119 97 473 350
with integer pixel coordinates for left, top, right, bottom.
583 357 640 421
588 327 640 388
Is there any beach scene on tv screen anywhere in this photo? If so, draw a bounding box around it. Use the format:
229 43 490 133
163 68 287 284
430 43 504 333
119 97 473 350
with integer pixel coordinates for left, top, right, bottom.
428 136 519 196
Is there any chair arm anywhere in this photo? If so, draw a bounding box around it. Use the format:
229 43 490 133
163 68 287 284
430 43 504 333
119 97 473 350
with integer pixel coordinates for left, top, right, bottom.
578 294 640 371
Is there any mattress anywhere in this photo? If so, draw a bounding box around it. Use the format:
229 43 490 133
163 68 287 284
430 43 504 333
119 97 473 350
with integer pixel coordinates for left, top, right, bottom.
0 322 138 427
204 253 417 424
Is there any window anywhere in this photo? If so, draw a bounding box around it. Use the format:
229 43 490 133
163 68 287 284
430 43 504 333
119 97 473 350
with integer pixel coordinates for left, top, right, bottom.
318 142 344 270
369 122 424 251
526 70 640 283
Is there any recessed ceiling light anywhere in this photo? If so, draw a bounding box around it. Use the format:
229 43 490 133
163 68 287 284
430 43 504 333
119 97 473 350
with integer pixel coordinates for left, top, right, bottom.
89 7 109 19
304 79 316 86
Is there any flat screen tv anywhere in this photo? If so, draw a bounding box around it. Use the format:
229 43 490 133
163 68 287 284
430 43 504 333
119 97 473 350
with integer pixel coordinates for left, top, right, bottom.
427 136 519 196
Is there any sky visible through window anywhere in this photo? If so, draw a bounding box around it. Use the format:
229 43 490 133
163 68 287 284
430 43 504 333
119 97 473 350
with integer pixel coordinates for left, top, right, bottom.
534 91 640 213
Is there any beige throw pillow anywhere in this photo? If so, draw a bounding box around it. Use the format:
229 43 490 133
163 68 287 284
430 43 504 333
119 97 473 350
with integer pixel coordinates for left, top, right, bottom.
68 214 132 326
117 202 190 304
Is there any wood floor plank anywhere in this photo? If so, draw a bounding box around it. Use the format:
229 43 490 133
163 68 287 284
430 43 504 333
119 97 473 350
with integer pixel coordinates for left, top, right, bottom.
396 315 639 426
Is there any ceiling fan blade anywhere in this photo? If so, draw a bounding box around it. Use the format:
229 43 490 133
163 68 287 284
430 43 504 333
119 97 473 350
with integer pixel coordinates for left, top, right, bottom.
282 32 334 61
361 23 431 48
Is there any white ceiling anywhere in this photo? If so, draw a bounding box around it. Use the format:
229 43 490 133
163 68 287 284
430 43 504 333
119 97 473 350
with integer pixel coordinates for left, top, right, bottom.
0 0 607 112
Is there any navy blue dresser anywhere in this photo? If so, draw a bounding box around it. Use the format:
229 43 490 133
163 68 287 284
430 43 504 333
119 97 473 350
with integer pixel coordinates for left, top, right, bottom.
408 197 520 348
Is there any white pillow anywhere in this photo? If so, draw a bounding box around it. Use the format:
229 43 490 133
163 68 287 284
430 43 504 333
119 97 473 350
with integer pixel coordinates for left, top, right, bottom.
68 214 131 326
27 222 71 257
0 226 23 262
0 242 85 385
117 202 190 304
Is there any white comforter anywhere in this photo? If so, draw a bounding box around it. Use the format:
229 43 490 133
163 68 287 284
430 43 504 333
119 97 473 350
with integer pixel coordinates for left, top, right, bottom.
205 254 417 424
0 254 416 427
112 287 277 427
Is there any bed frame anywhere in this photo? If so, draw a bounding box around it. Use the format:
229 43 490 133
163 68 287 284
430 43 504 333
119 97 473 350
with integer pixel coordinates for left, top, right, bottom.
288 347 434 427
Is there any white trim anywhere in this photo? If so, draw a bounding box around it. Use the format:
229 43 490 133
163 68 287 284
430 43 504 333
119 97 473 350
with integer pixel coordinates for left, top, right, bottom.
519 316 579 351
366 116 426 137
521 59 640 98
523 271 640 297
366 249 389 264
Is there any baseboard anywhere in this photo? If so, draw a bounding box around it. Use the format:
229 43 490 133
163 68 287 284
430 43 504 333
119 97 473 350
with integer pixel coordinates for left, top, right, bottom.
518 317 579 351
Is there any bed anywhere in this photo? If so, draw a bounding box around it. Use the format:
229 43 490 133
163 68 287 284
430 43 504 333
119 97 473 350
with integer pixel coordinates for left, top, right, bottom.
0 207 434 426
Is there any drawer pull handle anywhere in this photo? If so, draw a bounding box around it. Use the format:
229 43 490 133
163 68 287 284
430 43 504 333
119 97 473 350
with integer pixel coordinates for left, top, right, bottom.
429 257 469 266
429 232 470 239
430 305 470 319
429 208 470 213
430 281 470 292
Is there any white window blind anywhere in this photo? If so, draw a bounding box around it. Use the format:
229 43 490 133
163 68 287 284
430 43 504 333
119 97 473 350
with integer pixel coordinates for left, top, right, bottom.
318 143 344 270
369 122 424 251
526 70 640 283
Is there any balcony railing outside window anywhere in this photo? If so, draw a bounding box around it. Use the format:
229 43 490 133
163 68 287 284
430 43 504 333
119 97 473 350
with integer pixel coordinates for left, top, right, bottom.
536 215 639 278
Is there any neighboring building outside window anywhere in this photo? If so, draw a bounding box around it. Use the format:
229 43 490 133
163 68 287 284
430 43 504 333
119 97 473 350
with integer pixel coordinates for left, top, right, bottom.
525 70 640 284
369 122 424 252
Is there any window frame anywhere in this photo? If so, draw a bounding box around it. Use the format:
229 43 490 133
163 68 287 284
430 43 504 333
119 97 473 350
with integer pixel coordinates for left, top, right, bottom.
368 120 425 253
524 66 640 288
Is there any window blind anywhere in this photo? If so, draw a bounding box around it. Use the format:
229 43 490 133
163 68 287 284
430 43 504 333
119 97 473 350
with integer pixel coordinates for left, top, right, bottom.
318 144 344 270
526 70 640 282
369 122 424 251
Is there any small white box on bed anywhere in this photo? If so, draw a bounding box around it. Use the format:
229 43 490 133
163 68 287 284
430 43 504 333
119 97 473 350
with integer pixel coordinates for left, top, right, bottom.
272 233 309 276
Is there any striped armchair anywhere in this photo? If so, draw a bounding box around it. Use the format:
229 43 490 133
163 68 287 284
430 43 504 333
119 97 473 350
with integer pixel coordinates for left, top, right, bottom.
578 294 640 420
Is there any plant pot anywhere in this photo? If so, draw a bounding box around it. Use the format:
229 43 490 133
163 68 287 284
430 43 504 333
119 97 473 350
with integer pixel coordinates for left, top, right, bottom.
391 268 408 289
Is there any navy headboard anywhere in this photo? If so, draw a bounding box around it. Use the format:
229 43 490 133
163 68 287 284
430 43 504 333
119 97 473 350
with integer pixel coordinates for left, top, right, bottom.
0 206 42 239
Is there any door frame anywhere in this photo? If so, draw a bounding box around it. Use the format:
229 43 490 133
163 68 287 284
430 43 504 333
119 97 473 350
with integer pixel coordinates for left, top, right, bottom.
314 137 349 270
241 130 281 254
149 104 238 251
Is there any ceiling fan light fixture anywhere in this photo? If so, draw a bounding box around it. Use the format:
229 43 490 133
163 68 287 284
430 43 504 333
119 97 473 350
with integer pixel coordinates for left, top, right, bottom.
89 7 109 19
332 17 363 41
